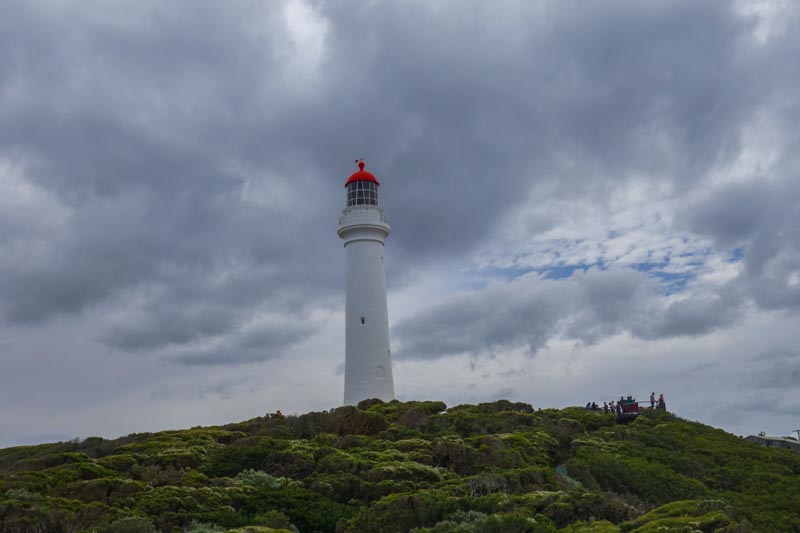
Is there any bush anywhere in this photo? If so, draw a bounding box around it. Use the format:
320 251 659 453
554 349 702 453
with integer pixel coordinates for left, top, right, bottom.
3 488 38 500
326 407 387 436
0 400 796 532
97 516 158 533
235 469 282 490
184 520 225 533
253 509 298 531
240 485 354 532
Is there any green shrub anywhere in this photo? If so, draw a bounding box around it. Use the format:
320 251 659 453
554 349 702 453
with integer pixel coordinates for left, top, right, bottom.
1 400 799 532
60 477 144 502
240 485 354 532
410 509 490 532
185 520 226 533
627 511 735 532
235 469 282 489
476 512 552 533
97 453 138 473
326 406 387 436
364 461 443 483
97 516 158 533
204 439 314 479
3 487 38 500
620 499 739 532
252 509 298 531
431 437 482 474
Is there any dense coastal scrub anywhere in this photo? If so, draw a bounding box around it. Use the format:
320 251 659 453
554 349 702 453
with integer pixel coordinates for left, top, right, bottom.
1 400 798 532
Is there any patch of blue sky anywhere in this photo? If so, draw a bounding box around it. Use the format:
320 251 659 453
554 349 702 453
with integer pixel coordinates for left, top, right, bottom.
646 270 696 295
481 259 699 294
481 238 718 289
539 263 594 279
481 262 597 282
631 260 670 272
629 258 697 294
486 264 538 281
728 246 745 263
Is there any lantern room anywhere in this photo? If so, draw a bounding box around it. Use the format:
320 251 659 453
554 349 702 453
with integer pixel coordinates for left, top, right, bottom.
345 161 380 207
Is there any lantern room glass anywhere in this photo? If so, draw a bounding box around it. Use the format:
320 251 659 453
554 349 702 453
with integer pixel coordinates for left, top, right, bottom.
347 181 378 206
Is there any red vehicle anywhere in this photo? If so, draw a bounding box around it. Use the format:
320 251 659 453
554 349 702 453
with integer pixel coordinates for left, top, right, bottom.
617 396 640 423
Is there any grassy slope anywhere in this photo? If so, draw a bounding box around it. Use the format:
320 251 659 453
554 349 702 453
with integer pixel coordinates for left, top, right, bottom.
1 400 798 532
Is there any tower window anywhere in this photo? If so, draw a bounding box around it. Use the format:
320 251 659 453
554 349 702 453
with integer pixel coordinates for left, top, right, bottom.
347 181 378 206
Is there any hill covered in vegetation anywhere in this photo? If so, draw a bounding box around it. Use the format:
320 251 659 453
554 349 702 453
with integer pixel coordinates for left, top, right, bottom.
1 399 799 532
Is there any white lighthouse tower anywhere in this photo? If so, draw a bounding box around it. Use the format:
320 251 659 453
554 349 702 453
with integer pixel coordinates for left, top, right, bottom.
338 160 395 405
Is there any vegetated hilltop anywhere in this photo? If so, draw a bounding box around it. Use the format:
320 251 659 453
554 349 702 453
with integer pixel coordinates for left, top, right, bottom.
1 400 799 533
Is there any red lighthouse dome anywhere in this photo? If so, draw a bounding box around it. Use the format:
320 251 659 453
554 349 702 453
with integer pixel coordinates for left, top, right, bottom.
344 160 380 187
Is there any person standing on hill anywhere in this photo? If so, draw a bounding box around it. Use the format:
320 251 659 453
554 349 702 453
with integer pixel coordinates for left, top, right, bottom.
658 393 666 410
650 392 655 408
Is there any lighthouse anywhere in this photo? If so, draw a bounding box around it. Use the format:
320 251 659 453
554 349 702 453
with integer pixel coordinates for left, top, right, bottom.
338 160 395 405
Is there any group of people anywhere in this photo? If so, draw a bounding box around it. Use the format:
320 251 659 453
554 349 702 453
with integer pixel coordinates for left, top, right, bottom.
585 392 667 414
649 392 667 410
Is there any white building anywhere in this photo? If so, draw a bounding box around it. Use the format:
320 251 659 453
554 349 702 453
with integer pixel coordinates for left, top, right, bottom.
338 161 395 405
745 434 800 454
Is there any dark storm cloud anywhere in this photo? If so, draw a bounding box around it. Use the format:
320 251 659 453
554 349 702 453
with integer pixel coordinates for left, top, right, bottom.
100 297 241 352
682 176 800 312
321 0 759 260
169 319 316 366
675 1 800 316
746 348 800 389
684 183 769 247
0 0 798 367
393 268 741 359
633 290 741 340
0 1 350 358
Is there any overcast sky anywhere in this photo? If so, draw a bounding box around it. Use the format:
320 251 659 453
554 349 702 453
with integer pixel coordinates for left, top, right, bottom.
1 0 799 447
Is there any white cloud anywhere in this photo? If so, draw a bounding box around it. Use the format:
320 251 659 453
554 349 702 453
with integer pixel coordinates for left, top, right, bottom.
282 0 330 82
